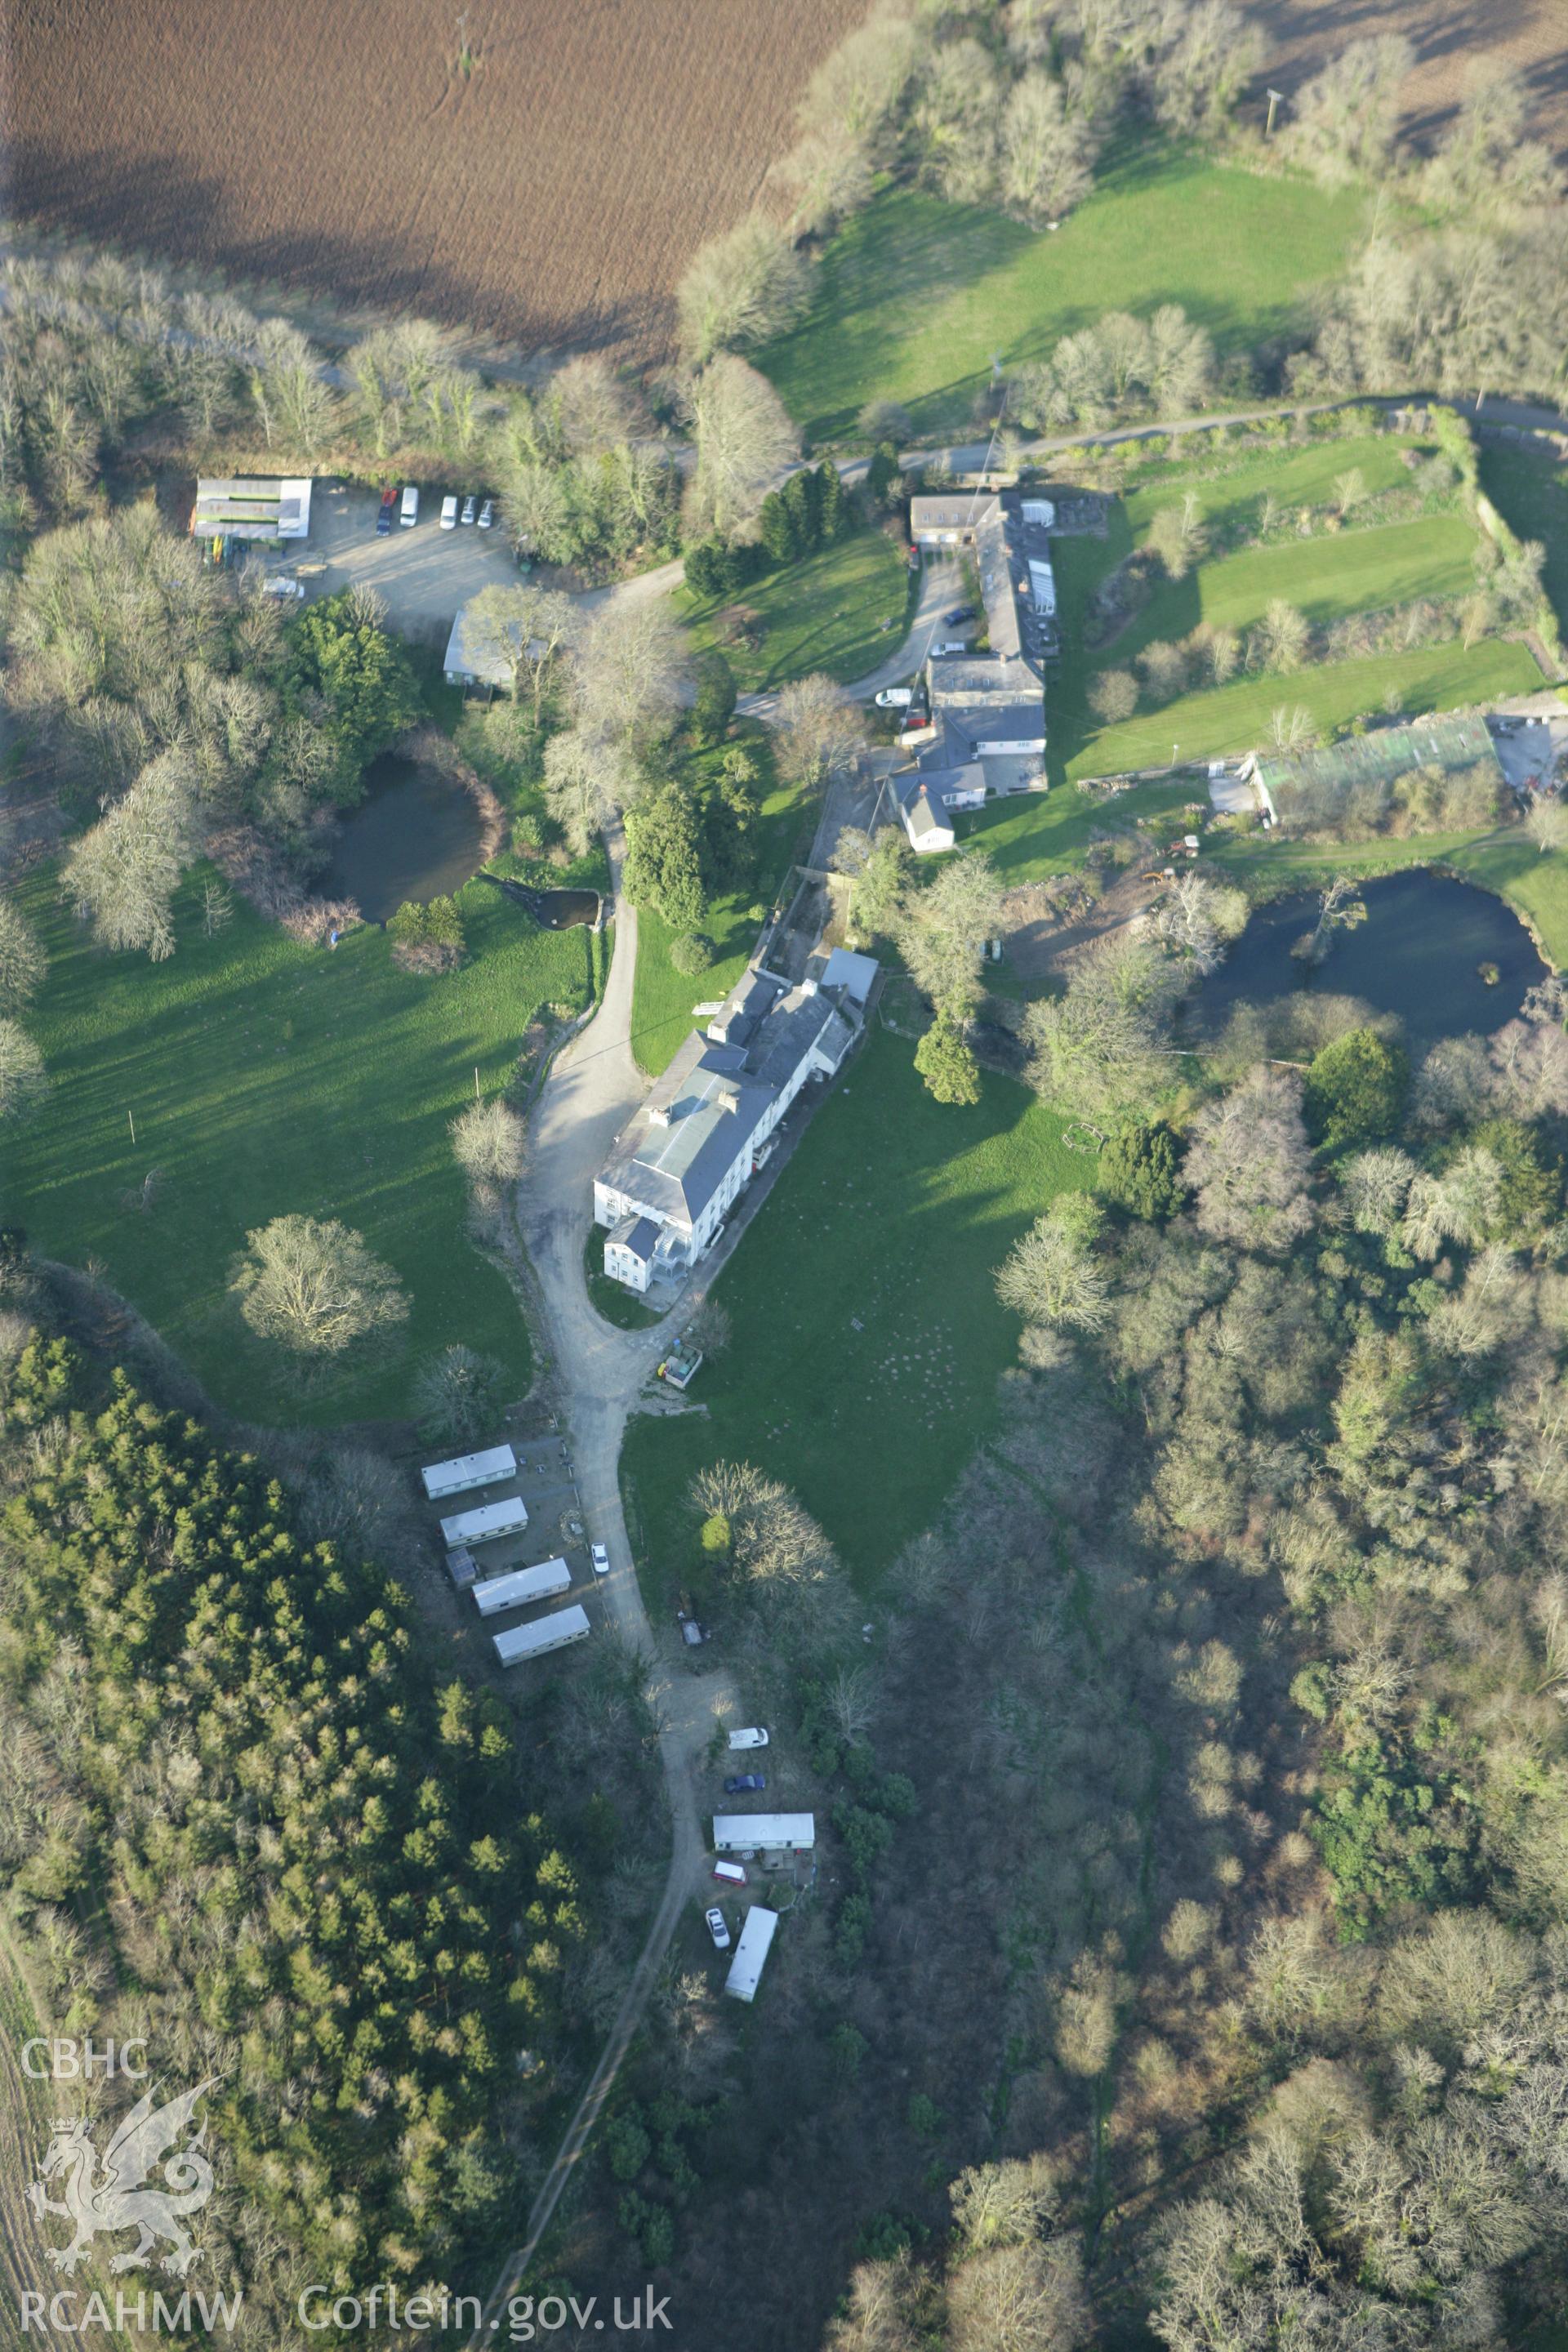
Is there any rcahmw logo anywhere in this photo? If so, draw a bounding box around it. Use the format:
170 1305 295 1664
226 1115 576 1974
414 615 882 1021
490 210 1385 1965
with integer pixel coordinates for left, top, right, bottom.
21 2057 240 2330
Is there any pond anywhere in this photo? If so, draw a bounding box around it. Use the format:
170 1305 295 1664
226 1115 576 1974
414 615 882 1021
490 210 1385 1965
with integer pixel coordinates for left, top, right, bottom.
321 753 488 923
1196 870 1548 1052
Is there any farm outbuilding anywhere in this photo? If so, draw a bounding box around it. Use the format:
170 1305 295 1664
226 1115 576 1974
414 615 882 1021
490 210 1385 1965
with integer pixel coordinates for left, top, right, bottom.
443 601 523 691
192 478 312 542
1246 715 1504 831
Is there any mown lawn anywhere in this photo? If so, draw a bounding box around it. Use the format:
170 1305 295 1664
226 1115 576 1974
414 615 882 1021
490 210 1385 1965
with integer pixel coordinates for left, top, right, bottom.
630 734 814 1078
676 525 913 693
1478 439 1568 644
1118 432 1419 533
6 866 595 1426
759 145 1365 446
619 1026 1089 1597
1111 515 1480 663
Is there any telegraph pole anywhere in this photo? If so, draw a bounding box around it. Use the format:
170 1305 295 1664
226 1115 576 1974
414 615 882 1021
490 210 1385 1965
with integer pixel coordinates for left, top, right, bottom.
1264 88 1284 138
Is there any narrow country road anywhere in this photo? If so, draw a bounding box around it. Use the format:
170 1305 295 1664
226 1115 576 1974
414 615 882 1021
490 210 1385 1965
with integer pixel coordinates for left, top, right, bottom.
474 839 741 2323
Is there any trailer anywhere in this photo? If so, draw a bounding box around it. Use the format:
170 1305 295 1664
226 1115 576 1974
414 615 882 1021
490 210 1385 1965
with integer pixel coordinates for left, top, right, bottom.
724 1906 778 2002
711 1813 815 1855
439 1494 529 1549
421 1444 516 1503
471 1557 572 1617
492 1604 590 1667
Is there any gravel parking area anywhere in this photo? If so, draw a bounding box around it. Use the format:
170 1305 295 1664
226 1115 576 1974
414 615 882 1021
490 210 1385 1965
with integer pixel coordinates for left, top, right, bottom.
292 482 519 644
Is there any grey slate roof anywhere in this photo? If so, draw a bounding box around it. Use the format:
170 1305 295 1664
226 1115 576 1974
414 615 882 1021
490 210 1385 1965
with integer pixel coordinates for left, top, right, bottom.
925 654 1041 707
601 972 863 1230
611 1214 662 1264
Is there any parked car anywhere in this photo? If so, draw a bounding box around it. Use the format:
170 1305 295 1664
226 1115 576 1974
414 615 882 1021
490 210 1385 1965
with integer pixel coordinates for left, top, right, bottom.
875 687 913 709
945 603 978 624
400 485 420 528
728 1727 769 1749
724 1773 767 1794
705 1907 732 1950
931 639 968 657
478 497 496 530
461 494 477 525
440 494 459 529
261 575 305 599
590 1544 610 1577
680 1618 705 1647
376 488 395 535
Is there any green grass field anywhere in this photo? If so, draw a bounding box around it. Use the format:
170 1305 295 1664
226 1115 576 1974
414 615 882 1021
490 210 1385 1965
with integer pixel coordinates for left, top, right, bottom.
6 866 595 1426
675 526 912 693
630 734 813 1078
1478 439 1568 644
759 146 1365 445
1115 514 1479 658
619 1027 1089 1596
1120 432 1419 532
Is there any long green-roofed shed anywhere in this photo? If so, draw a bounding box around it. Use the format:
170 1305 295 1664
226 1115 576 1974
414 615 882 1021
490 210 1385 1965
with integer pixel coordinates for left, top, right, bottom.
1252 715 1502 819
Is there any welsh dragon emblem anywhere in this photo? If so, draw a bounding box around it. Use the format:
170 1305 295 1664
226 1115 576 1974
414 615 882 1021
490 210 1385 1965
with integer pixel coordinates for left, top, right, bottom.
28 2078 218 2276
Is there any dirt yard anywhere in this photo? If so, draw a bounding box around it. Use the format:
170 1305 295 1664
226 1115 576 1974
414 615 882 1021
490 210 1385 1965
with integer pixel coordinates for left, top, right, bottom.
3 0 863 366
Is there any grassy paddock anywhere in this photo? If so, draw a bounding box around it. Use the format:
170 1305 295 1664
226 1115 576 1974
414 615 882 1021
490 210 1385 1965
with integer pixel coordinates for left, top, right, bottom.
1477 439 1568 644
675 526 912 693
760 147 1365 445
7 867 595 1425
619 1027 1089 1600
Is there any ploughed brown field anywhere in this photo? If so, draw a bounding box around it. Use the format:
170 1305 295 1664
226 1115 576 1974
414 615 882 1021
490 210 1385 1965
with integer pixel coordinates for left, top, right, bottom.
1251 0 1568 147
6 0 1566 371
2 0 865 361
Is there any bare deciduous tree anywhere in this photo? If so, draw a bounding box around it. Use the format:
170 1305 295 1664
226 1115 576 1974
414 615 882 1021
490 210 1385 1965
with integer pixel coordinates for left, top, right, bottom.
0 900 47 1013
1185 1066 1315 1255
541 728 637 857
229 1215 408 1356
996 1199 1109 1334
573 595 687 752
676 214 813 367
449 1098 526 1186
63 751 198 961
1288 34 1414 186
773 672 869 791
679 355 800 537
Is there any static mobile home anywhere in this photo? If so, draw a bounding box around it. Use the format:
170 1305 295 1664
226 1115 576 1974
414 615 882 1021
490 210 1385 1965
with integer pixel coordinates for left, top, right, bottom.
492 1605 590 1667
421 1445 517 1503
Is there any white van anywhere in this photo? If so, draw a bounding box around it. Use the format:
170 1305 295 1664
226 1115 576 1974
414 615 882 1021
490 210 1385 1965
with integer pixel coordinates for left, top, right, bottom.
440 494 459 529
711 1860 747 1886
727 1727 769 1750
400 485 420 528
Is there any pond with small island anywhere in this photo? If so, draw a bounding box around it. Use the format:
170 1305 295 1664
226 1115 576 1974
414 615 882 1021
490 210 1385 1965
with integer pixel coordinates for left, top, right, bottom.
1196 870 1548 1050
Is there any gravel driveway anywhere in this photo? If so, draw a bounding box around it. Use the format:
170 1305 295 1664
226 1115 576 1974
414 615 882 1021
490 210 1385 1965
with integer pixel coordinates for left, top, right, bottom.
298 482 519 644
